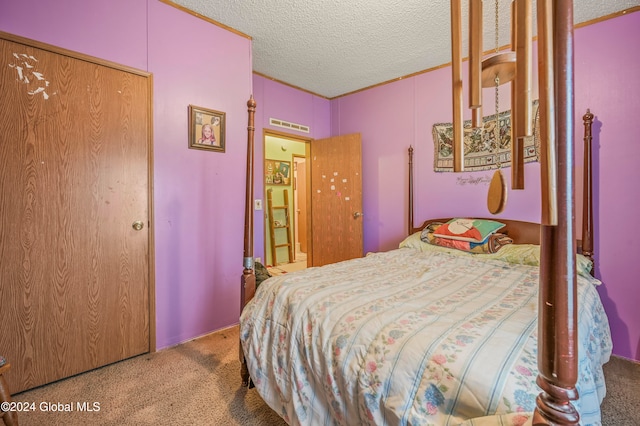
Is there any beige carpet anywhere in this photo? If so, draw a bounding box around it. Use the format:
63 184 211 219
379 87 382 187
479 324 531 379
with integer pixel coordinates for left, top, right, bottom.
10 325 639 425
268 252 307 276
12 326 287 426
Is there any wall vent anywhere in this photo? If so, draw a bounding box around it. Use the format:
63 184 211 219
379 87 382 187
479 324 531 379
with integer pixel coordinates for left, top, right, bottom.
269 118 310 133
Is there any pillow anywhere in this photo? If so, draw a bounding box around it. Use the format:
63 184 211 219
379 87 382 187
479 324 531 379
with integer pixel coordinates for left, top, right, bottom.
577 254 594 277
399 231 459 254
486 244 541 266
399 233 594 278
433 218 505 243
489 244 594 278
420 221 512 253
430 233 512 254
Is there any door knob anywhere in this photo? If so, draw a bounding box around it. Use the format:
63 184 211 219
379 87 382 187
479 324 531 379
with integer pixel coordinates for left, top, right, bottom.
353 212 363 219
132 220 145 231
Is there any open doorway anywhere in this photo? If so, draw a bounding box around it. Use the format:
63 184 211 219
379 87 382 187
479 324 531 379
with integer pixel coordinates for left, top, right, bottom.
264 131 310 276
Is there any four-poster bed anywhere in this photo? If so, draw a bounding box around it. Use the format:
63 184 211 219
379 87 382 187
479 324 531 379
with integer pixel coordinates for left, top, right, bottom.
239 108 611 425
239 3 609 424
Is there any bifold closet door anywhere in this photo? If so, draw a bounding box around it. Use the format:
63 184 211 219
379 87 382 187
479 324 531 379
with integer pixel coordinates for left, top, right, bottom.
0 34 151 393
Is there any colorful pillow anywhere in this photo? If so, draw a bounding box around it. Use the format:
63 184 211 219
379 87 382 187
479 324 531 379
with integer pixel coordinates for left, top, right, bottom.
421 222 512 254
432 218 505 243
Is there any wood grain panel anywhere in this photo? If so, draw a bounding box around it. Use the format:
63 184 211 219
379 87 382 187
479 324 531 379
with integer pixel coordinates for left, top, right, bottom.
0 34 151 393
310 134 363 266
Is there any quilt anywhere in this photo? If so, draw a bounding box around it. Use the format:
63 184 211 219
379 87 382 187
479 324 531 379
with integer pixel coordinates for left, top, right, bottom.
240 246 612 426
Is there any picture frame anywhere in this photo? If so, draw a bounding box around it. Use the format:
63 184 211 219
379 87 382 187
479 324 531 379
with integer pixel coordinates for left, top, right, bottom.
265 159 291 185
188 104 225 152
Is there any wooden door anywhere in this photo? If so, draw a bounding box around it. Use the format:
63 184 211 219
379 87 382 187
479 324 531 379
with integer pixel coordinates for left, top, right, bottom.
310 134 363 266
0 34 152 393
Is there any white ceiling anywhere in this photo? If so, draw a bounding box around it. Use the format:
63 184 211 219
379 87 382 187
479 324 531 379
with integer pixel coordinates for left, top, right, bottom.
171 0 638 98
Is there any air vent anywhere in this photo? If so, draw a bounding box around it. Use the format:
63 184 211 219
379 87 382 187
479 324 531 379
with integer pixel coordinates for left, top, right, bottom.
269 118 310 133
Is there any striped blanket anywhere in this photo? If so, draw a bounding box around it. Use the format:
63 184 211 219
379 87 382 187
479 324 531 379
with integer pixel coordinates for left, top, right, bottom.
240 246 612 425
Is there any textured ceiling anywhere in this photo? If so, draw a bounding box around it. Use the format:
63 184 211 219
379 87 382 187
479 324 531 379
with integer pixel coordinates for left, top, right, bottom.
171 0 639 98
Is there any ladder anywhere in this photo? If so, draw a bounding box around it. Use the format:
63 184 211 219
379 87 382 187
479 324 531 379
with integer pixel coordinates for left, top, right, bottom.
267 188 294 266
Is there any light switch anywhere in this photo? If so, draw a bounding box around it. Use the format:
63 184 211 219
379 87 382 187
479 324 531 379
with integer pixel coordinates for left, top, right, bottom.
254 199 263 210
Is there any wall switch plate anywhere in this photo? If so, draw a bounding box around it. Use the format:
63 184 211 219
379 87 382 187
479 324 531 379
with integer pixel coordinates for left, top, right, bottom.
254 199 263 210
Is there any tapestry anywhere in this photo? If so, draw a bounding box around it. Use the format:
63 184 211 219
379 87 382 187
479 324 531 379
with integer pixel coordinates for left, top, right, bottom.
433 100 540 172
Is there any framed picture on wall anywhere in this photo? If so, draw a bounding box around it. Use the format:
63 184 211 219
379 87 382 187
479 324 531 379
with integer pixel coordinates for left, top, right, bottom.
265 159 291 185
188 104 225 152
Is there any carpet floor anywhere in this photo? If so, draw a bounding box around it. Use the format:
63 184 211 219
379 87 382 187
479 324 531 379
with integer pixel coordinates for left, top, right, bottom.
10 325 639 425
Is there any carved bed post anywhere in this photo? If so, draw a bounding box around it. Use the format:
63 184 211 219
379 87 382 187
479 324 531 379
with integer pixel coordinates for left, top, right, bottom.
534 1 579 424
581 110 594 265
240 95 257 387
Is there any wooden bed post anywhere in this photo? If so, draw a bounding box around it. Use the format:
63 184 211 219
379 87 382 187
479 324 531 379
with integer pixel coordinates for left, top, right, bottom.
534 1 580 424
581 109 594 264
240 95 257 387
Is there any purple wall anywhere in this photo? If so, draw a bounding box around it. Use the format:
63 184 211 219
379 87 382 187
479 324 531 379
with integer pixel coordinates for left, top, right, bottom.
0 0 148 70
331 11 640 361
147 3 252 349
575 12 640 362
1 0 253 350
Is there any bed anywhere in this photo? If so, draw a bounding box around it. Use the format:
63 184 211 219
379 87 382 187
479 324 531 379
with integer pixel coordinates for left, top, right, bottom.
239 112 611 425
239 234 611 425
238 5 608 425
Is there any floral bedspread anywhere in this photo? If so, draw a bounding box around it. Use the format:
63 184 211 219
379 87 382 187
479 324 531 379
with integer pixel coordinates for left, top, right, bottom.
240 248 612 426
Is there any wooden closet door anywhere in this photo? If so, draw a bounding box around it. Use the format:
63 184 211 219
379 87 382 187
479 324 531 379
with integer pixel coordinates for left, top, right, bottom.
0 34 151 393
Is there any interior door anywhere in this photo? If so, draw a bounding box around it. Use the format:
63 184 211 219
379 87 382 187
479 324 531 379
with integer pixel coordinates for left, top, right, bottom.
310 133 363 266
0 34 151 393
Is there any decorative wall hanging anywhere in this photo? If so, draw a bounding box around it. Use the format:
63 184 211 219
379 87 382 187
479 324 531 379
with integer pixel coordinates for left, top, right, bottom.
188 105 226 152
433 100 539 172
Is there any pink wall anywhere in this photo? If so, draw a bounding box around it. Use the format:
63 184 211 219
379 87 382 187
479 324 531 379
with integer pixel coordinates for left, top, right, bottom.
1 0 253 350
331 11 640 361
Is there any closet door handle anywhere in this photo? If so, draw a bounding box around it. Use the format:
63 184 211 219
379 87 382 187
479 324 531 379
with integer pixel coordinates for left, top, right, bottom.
353 212 363 219
132 221 144 231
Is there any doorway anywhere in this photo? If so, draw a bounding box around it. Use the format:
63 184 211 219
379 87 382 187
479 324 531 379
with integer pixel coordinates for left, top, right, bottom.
263 131 310 275
262 131 363 274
